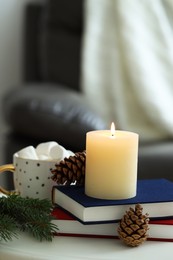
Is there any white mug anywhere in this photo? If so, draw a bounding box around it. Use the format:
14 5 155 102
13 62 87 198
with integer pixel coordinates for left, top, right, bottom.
0 153 57 200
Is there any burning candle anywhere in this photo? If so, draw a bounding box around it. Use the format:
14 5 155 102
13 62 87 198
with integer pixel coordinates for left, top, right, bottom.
85 123 139 199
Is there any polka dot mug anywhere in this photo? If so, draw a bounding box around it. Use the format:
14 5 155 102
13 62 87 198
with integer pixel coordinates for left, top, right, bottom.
0 153 57 200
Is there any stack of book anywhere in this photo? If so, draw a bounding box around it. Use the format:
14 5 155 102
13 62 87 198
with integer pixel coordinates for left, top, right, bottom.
51 178 173 242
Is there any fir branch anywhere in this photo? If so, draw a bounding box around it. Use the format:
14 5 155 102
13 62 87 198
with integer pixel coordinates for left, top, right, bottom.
20 215 58 241
0 214 18 242
0 195 58 242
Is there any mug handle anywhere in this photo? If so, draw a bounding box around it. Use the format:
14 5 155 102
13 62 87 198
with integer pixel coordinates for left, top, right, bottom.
0 164 19 195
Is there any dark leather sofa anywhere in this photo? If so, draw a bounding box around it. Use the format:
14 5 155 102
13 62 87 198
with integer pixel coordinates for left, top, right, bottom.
3 0 106 155
2 0 173 188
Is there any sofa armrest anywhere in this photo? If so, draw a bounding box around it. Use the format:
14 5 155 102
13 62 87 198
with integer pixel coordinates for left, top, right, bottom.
2 84 107 151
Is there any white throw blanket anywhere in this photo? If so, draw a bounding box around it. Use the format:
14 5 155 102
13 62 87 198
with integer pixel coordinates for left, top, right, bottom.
81 0 173 140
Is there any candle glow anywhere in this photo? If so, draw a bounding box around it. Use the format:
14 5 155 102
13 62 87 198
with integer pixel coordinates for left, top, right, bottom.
111 122 115 137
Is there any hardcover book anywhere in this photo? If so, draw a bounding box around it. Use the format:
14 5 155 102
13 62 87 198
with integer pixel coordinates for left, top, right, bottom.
52 179 173 223
52 207 173 242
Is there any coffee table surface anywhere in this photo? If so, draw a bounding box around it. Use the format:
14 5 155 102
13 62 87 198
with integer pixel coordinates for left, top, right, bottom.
1 231 173 260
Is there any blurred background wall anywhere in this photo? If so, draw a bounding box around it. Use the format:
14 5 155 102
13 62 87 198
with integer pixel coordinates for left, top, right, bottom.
0 0 44 134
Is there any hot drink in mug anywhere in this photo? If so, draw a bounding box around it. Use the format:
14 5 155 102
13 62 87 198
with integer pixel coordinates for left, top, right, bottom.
0 142 73 200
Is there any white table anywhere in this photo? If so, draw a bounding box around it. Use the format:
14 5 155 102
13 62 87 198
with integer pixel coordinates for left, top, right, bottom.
1 232 173 260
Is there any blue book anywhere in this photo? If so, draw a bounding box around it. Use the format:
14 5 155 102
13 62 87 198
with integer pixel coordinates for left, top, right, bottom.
52 179 173 223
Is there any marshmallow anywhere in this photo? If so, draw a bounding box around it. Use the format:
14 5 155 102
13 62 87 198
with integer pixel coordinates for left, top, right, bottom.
37 155 50 161
36 141 58 156
17 146 39 160
49 145 70 161
16 142 74 162
67 150 75 157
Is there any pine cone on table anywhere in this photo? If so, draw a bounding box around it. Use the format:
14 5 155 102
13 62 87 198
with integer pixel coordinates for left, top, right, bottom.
117 204 149 247
51 151 86 185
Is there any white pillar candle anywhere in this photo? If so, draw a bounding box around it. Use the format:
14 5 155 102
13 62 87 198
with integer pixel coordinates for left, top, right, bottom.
85 124 139 199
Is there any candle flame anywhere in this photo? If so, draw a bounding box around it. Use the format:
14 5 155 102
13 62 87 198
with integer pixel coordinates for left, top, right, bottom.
111 122 115 136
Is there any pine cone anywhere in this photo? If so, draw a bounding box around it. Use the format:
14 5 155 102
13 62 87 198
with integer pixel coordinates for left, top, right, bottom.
51 151 86 185
117 204 149 247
